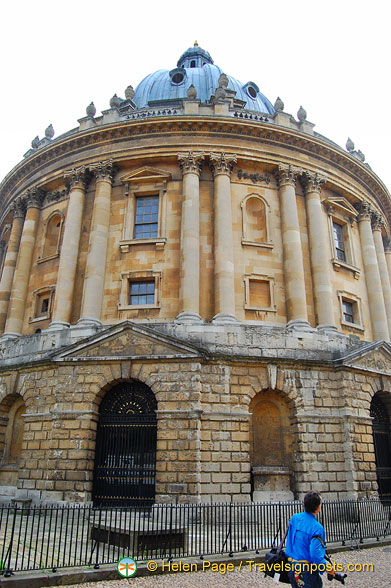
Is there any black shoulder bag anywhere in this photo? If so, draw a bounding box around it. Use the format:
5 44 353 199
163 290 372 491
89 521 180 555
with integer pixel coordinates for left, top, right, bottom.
264 525 290 583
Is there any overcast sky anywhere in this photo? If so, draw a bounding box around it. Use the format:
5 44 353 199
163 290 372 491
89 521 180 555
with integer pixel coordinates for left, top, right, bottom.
1 0 389 193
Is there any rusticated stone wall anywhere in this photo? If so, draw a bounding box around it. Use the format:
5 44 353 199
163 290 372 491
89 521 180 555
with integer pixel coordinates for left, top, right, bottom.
0 329 385 504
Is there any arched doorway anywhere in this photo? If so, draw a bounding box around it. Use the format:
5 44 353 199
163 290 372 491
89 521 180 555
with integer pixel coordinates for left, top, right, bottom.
370 394 391 502
249 390 294 501
92 381 157 506
0 394 26 490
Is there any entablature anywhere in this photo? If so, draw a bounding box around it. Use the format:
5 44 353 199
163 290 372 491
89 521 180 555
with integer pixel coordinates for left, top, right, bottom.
1 117 390 228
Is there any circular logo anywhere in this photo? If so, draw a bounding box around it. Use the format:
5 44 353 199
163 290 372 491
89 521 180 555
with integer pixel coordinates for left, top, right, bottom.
117 557 138 578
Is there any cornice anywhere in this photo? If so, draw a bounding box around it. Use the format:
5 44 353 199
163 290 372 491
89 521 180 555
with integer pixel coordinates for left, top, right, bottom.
0 116 390 220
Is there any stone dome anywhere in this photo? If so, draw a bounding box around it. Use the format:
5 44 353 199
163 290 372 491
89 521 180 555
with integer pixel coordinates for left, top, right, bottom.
133 43 275 115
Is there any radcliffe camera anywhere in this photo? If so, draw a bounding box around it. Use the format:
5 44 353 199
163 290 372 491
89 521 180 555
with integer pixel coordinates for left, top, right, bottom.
0 40 389 584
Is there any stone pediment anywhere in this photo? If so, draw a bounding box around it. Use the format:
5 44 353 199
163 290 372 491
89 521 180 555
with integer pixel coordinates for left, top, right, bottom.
120 167 171 185
322 196 358 218
338 341 391 375
52 321 203 362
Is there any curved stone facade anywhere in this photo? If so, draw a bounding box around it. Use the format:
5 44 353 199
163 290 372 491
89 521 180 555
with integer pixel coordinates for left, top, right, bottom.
0 46 390 505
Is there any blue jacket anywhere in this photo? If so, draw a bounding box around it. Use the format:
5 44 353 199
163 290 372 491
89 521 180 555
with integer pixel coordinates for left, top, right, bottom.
285 511 327 569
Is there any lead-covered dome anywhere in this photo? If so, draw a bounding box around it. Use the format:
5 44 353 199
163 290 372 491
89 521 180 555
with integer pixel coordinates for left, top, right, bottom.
133 43 275 115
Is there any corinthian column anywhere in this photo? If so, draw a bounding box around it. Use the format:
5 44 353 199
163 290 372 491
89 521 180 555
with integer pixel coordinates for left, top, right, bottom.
275 164 310 330
356 202 389 341
78 160 116 327
372 213 391 339
176 152 204 323
301 171 336 332
384 238 391 286
3 189 43 338
0 199 26 333
48 166 89 329
210 152 237 322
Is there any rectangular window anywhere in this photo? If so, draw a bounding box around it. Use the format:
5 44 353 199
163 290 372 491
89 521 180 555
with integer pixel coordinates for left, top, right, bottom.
333 222 346 262
134 196 159 239
129 281 155 306
40 297 49 315
342 300 354 323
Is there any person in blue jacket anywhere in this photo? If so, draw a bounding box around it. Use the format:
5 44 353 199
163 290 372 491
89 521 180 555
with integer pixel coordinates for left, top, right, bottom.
285 490 335 587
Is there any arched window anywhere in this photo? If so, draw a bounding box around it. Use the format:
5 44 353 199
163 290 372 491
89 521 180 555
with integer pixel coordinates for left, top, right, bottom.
93 381 157 506
40 212 64 260
241 194 272 248
370 394 391 501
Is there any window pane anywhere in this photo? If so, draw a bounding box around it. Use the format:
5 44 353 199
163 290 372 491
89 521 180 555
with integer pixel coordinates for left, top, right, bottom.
333 222 346 262
129 281 155 305
342 300 354 323
135 196 159 239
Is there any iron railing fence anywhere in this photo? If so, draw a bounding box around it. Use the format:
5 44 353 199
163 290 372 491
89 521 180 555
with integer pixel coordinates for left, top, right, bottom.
0 499 390 576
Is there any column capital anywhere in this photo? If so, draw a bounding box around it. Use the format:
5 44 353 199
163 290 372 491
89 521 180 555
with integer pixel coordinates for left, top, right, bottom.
274 163 303 188
178 151 205 176
64 165 90 190
300 170 327 194
209 152 237 177
11 197 26 219
90 159 117 183
24 188 45 210
355 201 373 222
371 212 384 231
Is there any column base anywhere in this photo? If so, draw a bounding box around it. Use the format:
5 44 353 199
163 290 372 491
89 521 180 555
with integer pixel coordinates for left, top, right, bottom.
286 319 315 332
316 324 338 334
212 313 238 324
0 331 21 341
76 317 102 328
174 312 202 324
46 321 70 331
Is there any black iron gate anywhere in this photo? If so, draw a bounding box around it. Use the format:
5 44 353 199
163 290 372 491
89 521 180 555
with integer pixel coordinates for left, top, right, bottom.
371 395 391 502
92 382 157 506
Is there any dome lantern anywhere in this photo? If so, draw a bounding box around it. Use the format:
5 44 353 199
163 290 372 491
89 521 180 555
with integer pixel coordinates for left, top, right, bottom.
177 42 214 69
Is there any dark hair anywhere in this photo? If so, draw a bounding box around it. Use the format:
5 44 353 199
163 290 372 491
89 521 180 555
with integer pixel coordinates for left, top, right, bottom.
304 491 321 513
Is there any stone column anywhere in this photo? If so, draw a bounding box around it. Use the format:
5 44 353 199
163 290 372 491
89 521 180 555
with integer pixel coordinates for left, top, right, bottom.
356 202 389 341
3 189 43 338
176 152 204 323
78 160 115 327
372 213 391 339
384 238 391 286
301 171 336 332
0 199 26 333
209 152 237 322
275 164 310 330
48 166 89 329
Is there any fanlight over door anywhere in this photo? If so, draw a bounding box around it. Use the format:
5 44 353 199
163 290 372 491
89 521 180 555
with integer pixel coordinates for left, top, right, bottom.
92 381 157 506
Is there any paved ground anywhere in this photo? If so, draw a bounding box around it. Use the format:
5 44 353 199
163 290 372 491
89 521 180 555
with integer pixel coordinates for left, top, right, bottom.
65 545 391 588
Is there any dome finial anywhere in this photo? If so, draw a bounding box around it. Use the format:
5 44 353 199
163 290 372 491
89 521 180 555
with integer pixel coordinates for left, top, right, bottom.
194 40 198 46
